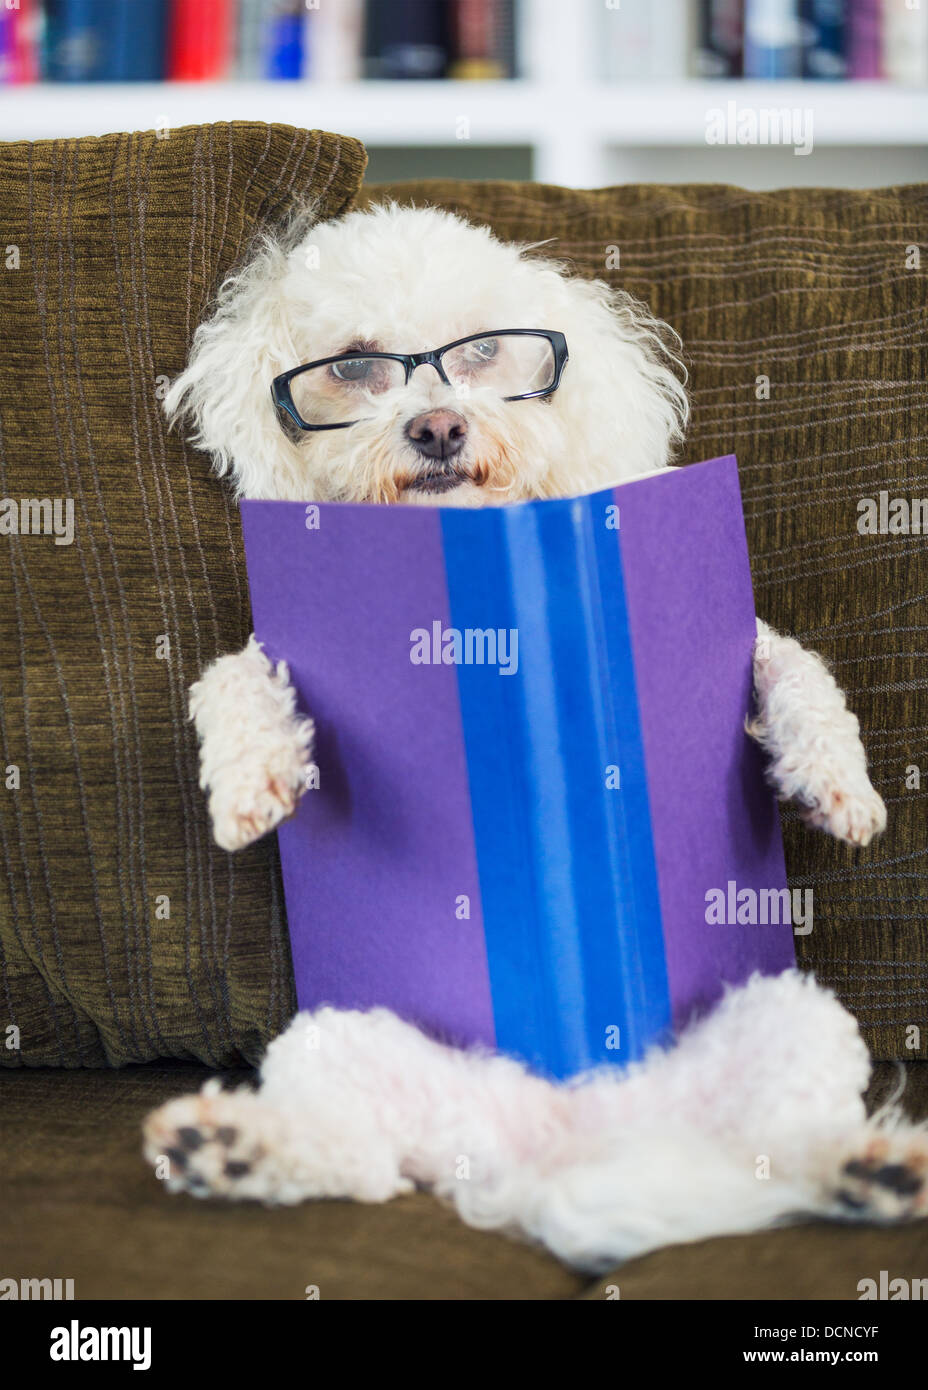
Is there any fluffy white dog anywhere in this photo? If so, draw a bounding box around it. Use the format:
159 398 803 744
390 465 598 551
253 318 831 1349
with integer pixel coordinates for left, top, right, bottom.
143 204 926 1268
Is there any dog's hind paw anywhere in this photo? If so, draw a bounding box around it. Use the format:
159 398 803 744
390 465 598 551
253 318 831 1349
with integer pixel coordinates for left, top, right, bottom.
143 1080 414 1206
832 1132 928 1222
143 1084 296 1203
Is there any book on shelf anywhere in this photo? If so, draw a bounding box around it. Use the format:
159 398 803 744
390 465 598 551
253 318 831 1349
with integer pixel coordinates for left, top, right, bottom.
694 0 744 78
264 0 305 80
0 0 40 83
364 0 451 79
847 0 882 77
167 0 234 81
600 0 696 80
743 0 803 78
448 0 514 80
883 0 928 83
800 0 847 79
305 0 365 81
43 0 168 82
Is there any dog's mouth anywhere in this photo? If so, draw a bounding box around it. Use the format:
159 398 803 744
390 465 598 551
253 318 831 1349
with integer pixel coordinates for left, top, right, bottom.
403 464 473 495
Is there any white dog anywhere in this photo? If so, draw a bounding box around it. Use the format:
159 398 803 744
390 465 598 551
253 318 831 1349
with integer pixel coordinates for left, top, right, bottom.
144 204 926 1268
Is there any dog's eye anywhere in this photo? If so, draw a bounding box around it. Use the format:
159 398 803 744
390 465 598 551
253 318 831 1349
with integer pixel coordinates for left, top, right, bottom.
468 338 498 364
330 358 373 383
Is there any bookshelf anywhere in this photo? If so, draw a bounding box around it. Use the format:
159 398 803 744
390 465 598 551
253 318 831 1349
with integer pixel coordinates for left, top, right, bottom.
2 0 928 189
4 78 928 187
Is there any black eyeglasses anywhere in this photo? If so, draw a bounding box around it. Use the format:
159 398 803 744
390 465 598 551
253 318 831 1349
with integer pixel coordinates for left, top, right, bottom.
271 329 569 432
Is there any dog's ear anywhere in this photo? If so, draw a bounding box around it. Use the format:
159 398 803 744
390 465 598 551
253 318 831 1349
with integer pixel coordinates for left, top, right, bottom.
164 207 318 497
544 266 690 479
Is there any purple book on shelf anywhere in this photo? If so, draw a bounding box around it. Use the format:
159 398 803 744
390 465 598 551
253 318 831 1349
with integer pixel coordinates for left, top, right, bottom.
242 456 794 1079
847 0 882 78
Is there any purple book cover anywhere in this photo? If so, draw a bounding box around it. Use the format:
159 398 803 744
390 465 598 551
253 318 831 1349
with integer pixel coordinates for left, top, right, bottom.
242 456 794 1078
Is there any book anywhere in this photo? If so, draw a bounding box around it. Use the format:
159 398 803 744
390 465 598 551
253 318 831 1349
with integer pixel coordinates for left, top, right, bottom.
44 0 169 82
0 0 40 83
743 0 803 77
600 0 696 80
264 0 305 79
883 0 928 84
167 0 234 81
0 5 12 83
304 0 364 81
235 0 265 79
694 0 744 78
800 0 847 79
241 457 794 1079
449 0 514 80
364 0 450 79
846 0 882 77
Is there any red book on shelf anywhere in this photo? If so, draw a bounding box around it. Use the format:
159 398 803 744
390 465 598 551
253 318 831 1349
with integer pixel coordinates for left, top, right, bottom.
7 0 39 83
168 0 235 81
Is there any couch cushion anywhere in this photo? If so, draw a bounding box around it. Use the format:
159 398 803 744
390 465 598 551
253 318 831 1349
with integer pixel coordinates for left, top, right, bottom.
358 181 928 1062
0 123 366 1067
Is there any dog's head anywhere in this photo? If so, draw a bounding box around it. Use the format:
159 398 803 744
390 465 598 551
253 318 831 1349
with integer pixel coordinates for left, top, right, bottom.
165 203 688 504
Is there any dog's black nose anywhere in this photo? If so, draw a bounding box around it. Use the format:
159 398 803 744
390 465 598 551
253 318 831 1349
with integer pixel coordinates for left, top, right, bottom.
405 409 468 460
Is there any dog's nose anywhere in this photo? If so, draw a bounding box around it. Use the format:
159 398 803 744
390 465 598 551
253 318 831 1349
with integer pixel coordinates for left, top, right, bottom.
405 409 468 460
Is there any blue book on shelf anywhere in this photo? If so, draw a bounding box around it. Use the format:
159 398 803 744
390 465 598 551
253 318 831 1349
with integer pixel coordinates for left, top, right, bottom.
265 2 305 79
800 0 847 79
743 0 803 78
45 0 168 82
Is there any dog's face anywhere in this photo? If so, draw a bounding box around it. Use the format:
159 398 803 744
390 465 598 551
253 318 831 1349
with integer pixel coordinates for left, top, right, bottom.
166 204 687 504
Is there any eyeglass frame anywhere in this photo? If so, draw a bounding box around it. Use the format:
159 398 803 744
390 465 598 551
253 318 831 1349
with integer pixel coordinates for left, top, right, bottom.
270 328 569 432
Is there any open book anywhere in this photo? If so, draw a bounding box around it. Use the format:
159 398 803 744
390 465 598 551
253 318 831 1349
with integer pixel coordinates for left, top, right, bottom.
242 455 793 1078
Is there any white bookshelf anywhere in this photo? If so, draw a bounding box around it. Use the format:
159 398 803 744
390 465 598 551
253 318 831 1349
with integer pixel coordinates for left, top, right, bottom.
2 0 928 189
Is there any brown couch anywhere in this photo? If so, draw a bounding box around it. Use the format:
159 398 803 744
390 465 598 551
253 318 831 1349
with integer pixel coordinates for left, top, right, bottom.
2 126 926 1298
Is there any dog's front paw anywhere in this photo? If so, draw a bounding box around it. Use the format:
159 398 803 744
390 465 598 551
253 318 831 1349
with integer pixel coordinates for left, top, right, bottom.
208 743 311 852
795 774 887 848
190 636 316 853
750 623 886 849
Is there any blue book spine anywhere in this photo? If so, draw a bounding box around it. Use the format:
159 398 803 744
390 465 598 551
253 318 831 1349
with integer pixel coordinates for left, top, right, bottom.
265 2 305 80
800 0 847 79
45 0 167 82
743 0 803 78
440 496 672 1074
45 0 106 81
110 0 168 81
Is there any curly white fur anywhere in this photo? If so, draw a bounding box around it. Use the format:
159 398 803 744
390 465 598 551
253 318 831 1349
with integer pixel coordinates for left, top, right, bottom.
751 620 886 846
189 635 314 852
144 971 928 1269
